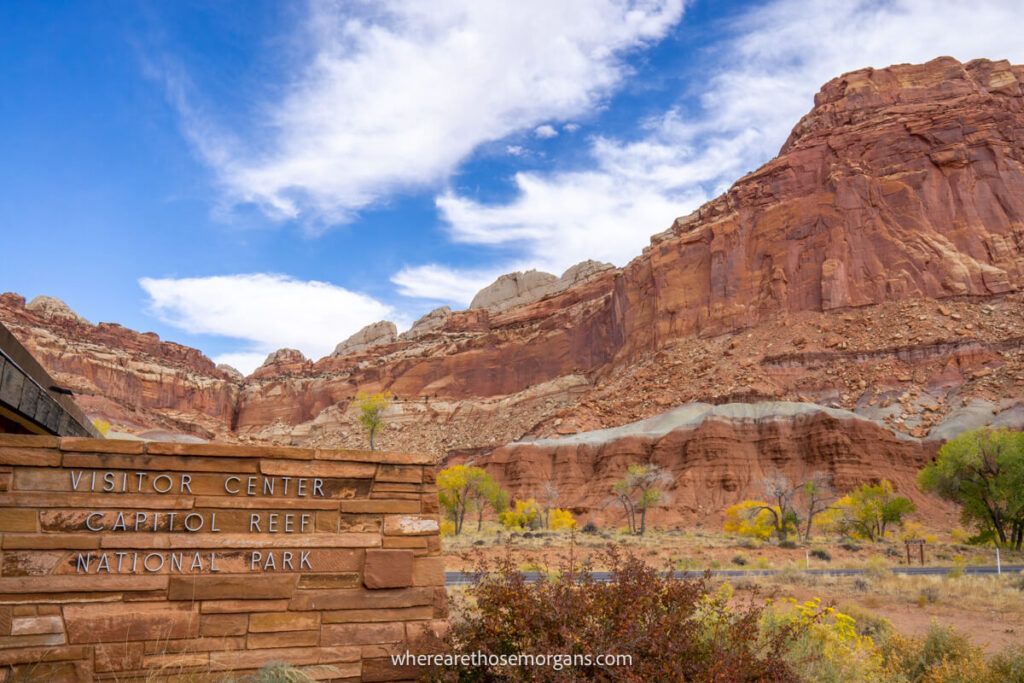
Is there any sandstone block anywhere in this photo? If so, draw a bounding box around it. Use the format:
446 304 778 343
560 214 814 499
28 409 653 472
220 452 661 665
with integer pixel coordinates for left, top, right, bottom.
363 550 414 590
322 606 432 624
0 509 37 532
0 447 60 466
0 644 90 666
168 575 297 601
0 434 58 449
199 613 248 637
297 573 361 589
289 587 434 611
199 599 290 614
60 438 143 454
62 452 259 473
383 515 439 536
382 537 427 550
375 465 422 484
412 557 446 586
2 533 100 550
207 645 360 670
321 622 404 646
63 602 198 644
260 459 376 479
248 629 318 649
94 642 145 673
11 616 63 635
341 500 419 514
248 611 319 633
145 441 315 460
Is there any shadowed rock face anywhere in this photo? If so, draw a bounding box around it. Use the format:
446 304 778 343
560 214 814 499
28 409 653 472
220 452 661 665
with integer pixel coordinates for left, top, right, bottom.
0 58 1022 463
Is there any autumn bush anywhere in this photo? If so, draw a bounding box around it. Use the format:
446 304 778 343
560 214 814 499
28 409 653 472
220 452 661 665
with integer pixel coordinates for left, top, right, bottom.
420 548 802 682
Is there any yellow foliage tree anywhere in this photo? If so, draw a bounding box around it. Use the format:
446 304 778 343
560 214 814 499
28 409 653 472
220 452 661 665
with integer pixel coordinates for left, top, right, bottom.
355 391 391 450
550 508 577 531
92 418 111 436
723 500 778 540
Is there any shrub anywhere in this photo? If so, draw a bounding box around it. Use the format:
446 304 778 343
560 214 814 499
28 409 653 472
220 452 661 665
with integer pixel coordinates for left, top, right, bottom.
499 498 542 530
731 554 748 566
439 520 456 537
840 541 861 552
880 623 987 683
581 520 599 534
918 585 940 604
989 648 1024 681
778 539 798 549
810 548 832 562
420 549 802 682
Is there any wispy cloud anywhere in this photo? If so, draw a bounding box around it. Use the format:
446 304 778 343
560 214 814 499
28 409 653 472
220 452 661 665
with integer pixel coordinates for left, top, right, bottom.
165 0 684 227
401 0 1024 305
139 273 398 374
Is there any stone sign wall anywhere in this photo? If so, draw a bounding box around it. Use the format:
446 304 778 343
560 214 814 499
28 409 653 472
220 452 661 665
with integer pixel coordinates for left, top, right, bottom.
0 434 444 681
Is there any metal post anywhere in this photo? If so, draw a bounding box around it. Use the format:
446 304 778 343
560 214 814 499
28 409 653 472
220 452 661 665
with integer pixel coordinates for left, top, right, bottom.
805 549 809 569
997 547 1002 576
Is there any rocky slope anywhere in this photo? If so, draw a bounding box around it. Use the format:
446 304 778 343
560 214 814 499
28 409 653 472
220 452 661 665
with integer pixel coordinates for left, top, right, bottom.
2 58 1023 513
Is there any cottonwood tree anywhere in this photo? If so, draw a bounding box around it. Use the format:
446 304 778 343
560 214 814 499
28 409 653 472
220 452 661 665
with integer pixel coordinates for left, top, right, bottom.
355 391 391 450
919 428 1024 549
835 480 914 541
798 472 836 541
748 472 801 542
437 465 506 535
613 464 672 535
538 480 559 529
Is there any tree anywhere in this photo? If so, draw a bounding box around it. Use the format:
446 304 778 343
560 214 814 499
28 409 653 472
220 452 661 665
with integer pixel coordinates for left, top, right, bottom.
835 480 914 541
918 428 1024 549
437 465 507 535
538 480 559 529
613 464 672 535
355 391 391 450
798 472 836 541
748 472 801 542
723 500 777 540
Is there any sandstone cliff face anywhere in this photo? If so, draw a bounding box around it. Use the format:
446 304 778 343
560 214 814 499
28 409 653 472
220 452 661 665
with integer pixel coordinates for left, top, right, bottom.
460 403 958 527
614 57 1024 357
0 294 239 439
1 58 1022 463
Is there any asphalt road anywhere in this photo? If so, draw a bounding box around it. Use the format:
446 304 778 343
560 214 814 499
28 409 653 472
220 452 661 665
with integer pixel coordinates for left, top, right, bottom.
445 564 1024 586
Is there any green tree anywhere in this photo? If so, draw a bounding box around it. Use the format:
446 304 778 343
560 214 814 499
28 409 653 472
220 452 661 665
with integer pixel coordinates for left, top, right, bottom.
613 464 671 535
355 391 390 450
437 465 507 535
835 480 914 541
918 428 1024 549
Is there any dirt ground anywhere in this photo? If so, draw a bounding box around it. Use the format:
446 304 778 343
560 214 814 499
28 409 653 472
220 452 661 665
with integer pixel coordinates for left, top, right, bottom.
443 526 1024 654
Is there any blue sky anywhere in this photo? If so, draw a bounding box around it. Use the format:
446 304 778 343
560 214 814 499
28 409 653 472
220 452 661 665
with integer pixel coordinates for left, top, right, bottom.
3 1 1022 374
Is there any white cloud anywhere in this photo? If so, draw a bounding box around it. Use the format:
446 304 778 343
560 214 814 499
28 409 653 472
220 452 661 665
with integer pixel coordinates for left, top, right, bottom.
139 273 397 374
563 123 580 133
534 124 559 139
505 145 524 157
391 264 505 307
173 0 684 225
409 0 1024 305
211 352 270 376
